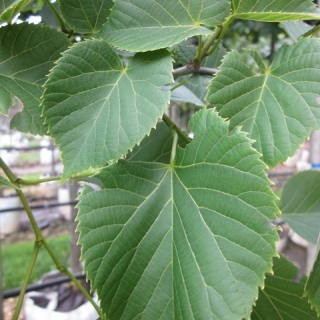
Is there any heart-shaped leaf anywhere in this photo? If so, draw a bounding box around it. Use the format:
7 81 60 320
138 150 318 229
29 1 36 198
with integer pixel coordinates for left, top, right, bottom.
42 39 173 181
0 23 71 135
95 0 230 51
77 108 278 320
232 0 320 21
207 38 320 167
58 0 113 34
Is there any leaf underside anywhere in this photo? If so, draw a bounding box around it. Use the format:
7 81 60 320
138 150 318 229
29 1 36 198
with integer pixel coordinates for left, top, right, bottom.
281 171 320 245
207 38 320 167
95 0 230 51
77 109 278 320
0 23 71 135
232 0 320 21
42 39 173 181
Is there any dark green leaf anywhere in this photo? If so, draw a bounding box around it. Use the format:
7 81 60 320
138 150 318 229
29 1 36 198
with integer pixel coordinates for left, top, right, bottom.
0 23 71 135
252 255 319 320
42 39 173 181
305 247 320 315
78 108 278 320
58 0 113 34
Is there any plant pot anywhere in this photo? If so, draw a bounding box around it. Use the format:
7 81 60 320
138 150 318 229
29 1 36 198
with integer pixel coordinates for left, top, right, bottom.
0 195 20 235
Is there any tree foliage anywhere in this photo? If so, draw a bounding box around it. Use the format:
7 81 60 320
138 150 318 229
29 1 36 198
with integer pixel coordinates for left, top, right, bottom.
1 0 320 319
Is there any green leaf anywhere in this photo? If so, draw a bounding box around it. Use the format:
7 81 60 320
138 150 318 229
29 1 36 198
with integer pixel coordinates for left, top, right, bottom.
77 109 278 320
0 23 71 135
281 21 313 42
0 175 20 190
169 83 204 106
207 38 320 167
95 0 230 52
305 247 320 315
0 0 30 22
125 121 186 163
58 0 113 34
232 0 320 21
42 39 173 181
280 171 320 245
184 74 211 103
252 255 319 320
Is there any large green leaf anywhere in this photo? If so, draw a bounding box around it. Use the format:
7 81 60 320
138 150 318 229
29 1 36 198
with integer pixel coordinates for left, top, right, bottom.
252 255 319 320
42 39 173 181
0 23 71 135
77 109 278 320
232 0 320 21
281 171 320 245
0 0 30 22
95 0 230 52
207 38 320 167
305 247 320 315
58 0 113 34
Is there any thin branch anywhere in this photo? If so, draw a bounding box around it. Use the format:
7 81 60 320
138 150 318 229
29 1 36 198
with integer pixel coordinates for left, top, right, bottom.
162 114 191 144
12 242 39 320
172 66 218 80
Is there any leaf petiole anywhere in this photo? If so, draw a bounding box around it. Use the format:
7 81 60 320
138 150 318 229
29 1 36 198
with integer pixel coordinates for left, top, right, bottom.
170 131 179 164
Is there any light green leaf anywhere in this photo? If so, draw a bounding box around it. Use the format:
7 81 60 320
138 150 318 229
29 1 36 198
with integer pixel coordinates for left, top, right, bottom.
207 38 320 167
58 0 113 34
0 0 30 22
168 83 204 106
42 39 173 181
232 0 320 21
95 0 230 52
77 108 278 320
126 121 187 163
0 23 71 135
252 255 319 320
281 21 313 42
281 171 320 245
0 175 20 190
305 246 320 315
